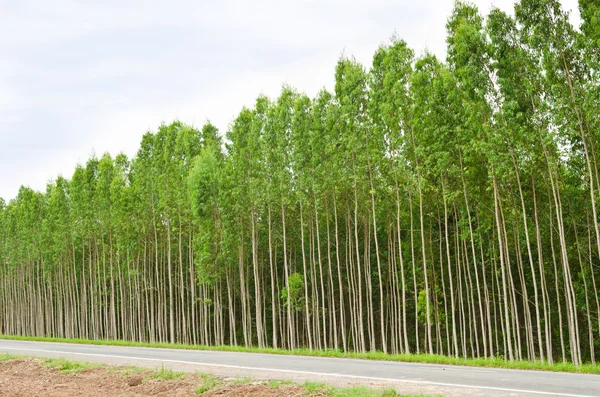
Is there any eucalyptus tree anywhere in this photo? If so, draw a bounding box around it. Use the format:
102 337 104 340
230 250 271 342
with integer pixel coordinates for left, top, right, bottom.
175 124 203 344
411 53 469 357
96 154 118 339
316 89 351 352
369 39 415 354
264 87 297 349
154 125 178 344
290 93 317 350
189 134 225 339
334 57 371 352
310 88 341 351
131 133 162 342
45 177 76 338
249 96 269 349
69 162 96 339
226 108 257 347
446 1 510 360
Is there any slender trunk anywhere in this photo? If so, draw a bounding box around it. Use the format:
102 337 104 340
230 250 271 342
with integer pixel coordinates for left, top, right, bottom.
493 176 513 361
299 203 313 350
442 178 459 358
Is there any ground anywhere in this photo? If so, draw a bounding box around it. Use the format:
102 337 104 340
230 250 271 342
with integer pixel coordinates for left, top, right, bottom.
0 357 411 397
0 358 316 397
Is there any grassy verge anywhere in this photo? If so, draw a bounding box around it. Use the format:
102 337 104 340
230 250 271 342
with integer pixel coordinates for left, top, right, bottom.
145 365 187 381
194 373 220 394
1 353 104 374
1 334 598 374
42 356 104 373
0 354 433 396
0 353 21 362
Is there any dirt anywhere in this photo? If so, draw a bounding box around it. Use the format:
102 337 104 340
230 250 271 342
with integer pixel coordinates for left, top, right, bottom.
0 359 311 397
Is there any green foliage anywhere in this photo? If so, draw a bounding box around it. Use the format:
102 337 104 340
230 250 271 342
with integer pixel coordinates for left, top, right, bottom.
417 289 429 323
281 272 305 311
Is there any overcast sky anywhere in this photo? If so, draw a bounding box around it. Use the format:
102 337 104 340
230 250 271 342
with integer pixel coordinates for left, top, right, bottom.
0 0 581 201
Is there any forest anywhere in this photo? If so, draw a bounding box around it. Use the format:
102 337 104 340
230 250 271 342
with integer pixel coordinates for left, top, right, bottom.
1 0 599 365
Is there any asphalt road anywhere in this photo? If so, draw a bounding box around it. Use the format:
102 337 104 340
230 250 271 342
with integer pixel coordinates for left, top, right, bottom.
0 339 598 396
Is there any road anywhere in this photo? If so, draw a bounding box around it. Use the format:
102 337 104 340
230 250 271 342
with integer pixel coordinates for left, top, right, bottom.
0 339 598 396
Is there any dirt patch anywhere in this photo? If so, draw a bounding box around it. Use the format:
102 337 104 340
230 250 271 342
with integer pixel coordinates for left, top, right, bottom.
0 359 307 396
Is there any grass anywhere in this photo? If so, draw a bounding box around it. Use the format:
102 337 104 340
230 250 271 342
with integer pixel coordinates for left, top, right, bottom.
41 357 103 373
145 364 187 380
301 381 436 397
0 353 102 374
106 364 147 376
267 379 295 388
193 373 220 394
1 334 598 375
0 353 21 362
228 376 255 385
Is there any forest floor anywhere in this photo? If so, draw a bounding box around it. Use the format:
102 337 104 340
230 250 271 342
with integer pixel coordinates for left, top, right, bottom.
0 356 420 397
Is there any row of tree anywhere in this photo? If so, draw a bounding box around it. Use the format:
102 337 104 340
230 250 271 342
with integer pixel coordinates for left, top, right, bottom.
1 0 599 365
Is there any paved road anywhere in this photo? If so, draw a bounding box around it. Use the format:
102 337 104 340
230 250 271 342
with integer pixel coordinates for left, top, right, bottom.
0 339 598 396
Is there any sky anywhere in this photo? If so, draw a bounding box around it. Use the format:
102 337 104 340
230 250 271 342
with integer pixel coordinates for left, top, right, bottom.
0 0 581 201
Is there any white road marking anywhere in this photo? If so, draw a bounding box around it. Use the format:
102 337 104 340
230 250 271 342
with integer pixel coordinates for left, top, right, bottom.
0 346 596 397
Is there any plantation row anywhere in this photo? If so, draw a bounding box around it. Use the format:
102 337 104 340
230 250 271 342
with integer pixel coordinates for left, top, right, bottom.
1 0 599 365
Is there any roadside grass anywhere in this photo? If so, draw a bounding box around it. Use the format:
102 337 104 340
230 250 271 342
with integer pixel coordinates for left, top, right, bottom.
302 381 436 397
42 357 103 374
267 379 295 388
145 364 187 380
228 376 255 385
193 373 221 394
1 334 598 375
106 364 148 376
0 353 21 362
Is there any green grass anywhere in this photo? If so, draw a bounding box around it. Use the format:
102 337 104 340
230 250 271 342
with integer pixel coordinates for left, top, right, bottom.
267 379 295 388
42 357 103 374
106 365 147 376
1 334 598 375
0 353 21 362
303 381 331 395
145 365 187 380
227 376 255 386
193 373 221 394
301 381 436 397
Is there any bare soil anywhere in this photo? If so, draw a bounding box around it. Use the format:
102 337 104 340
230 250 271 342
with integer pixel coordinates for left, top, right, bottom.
0 359 312 396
